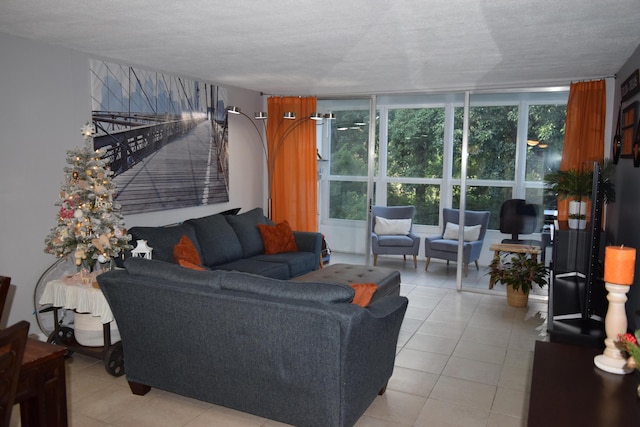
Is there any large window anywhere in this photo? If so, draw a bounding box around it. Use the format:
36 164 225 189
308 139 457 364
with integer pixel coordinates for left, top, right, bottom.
319 90 568 230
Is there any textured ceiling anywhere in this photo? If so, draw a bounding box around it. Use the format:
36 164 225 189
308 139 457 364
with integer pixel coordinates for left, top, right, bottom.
1 0 639 96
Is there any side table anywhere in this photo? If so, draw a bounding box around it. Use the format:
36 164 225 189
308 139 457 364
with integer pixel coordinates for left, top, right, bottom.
528 340 640 426
38 278 125 376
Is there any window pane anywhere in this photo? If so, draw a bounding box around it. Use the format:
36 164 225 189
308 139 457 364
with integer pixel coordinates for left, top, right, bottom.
329 181 368 220
454 106 518 180
526 104 566 181
387 108 444 178
330 110 371 176
387 183 440 225
453 186 513 230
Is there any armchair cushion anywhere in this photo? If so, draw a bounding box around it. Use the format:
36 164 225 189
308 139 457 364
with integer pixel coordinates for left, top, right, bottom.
374 217 412 235
443 222 482 241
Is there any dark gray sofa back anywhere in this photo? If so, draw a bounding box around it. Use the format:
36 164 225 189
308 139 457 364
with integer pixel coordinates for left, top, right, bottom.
97 267 408 427
185 213 243 266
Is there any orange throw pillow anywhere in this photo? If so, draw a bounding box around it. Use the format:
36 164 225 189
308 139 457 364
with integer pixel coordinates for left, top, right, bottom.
350 283 378 307
257 221 298 255
173 235 203 268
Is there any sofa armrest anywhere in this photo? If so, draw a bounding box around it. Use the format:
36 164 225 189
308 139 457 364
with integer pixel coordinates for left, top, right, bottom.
293 231 322 266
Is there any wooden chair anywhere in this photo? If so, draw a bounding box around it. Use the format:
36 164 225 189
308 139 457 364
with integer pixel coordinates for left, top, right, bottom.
0 277 10 322
0 321 29 427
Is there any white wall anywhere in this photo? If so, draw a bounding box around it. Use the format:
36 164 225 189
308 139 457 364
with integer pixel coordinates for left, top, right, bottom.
0 32 264 333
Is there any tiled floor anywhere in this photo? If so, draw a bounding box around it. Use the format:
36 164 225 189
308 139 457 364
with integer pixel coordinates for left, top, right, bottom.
16 253 549 427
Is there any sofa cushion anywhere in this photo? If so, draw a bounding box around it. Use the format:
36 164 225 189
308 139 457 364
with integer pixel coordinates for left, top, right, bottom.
257 221 298 255
185 213 243 267
443 222 482 241
376 234 416 247
251 252 317 278
213 259 290 280
173 235 202 265
220 271 354 304
374 217 411 235
129 223 200 264
226 208 269 258
123 258 223 289
430 239 459 253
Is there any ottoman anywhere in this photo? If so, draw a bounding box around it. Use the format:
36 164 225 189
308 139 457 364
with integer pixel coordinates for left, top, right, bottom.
293 263 401 302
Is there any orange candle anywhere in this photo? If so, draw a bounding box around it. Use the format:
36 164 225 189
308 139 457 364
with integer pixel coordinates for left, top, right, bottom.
604 245 636 285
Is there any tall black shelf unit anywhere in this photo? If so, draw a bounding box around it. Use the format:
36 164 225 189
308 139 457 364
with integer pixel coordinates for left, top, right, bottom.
548 222 607 347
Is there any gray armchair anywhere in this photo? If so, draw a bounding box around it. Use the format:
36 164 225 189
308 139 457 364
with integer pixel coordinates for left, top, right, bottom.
371 206 420 268
424 208 490 276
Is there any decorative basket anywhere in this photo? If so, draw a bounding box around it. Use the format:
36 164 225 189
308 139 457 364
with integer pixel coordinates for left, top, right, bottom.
506 285 528 307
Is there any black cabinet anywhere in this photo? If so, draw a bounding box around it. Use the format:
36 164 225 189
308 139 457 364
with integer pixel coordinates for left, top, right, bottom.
548 223 606 347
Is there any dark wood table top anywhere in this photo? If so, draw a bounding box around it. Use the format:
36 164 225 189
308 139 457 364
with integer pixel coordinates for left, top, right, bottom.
528 340 640 427
23 338 67 368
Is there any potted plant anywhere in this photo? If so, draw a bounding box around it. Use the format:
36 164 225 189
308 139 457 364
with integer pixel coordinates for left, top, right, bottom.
488 253 548 307
544 161 616 229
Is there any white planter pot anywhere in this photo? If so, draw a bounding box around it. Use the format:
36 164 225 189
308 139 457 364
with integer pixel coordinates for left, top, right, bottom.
568 218 579 229
578 219 587 229
568 200 587 216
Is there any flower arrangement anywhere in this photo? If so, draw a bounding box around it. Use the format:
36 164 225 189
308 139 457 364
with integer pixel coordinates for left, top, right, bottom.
617 330 640 371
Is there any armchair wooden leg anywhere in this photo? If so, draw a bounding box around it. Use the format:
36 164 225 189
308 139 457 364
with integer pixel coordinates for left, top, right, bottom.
464 263 469 277
413 255 417 268
475 260 479 270
425 257 431 271
373 255 378 266
403 255 407 262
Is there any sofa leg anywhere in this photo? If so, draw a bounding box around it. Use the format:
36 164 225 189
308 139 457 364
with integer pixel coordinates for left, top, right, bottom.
373 255 378 266
378 384 387 395
425 257 431 271
464 263 469 277
474 260 479 270
413 255 417 269
128 381 151 396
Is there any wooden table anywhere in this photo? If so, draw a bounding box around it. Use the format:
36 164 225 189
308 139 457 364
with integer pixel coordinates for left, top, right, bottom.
15 338 68 427
528 340 640 427
488 243 541 289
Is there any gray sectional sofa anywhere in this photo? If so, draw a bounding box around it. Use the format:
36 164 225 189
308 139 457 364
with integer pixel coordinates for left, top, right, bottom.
98 258 408 427
127 207 322 279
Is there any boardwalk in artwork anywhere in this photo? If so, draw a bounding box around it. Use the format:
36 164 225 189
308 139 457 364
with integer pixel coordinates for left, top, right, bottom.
112 120 229 214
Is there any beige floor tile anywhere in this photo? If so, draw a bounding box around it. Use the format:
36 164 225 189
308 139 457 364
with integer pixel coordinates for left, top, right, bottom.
363 389 426 426
414 398 490 427
453 340 507 365
72 383 148 424
486 412 526 427
109 395 208 427
498 365 532 392
417 319 466 339
354 415 412 426
405 333 458 355
441 356 503 386
491 387 530 419
461 325 511 348
429 376 497 410
394 348 449 375
387 366 439 397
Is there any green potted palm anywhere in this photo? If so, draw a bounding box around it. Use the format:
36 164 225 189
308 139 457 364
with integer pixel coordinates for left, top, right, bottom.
488 253 548 307
543 161 616 229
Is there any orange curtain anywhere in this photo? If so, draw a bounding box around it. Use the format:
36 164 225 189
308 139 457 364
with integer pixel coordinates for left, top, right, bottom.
557 80 606 221
266 97 317 231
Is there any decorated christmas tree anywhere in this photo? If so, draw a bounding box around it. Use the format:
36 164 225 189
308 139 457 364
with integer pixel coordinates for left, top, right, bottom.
44 124 131 269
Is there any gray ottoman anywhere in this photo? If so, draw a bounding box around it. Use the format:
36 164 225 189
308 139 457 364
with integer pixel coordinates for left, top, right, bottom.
293 263 401 302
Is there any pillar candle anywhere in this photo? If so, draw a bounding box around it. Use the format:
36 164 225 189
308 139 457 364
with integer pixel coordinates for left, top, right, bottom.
604 245 636 285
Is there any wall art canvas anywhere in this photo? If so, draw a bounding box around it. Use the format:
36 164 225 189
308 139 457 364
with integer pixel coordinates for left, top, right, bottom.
89 59 229 215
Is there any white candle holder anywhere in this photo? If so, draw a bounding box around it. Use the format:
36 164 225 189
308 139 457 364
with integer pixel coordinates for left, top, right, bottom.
593 282 633 374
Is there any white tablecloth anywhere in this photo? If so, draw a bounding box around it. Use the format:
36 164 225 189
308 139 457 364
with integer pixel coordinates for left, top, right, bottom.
39 279 114 324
